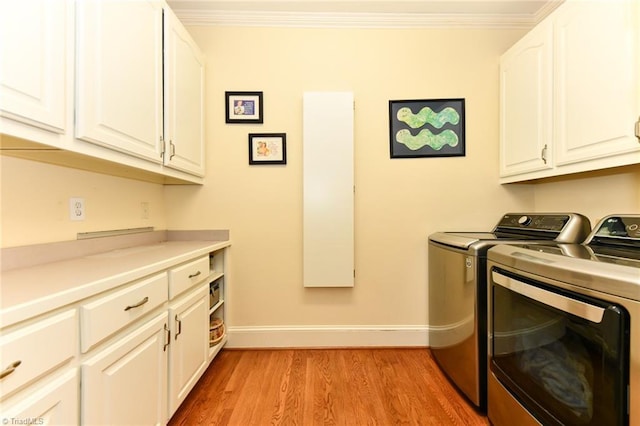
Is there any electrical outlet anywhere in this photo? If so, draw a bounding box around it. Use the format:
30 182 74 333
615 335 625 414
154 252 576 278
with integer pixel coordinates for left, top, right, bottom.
70 197 85 221
141 202 149 219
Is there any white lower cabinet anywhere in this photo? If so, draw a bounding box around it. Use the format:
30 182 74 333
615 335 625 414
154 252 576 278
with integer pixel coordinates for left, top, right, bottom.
168 255 209 299
0 369 79 425
0 308 78 426
1 245 229 426
0 309 76 399
81 311 168 425
168 284 209 417
79 272 168 353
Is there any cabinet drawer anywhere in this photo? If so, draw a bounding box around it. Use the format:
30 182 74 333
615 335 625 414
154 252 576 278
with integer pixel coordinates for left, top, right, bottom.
1 368 78 425
80 273 167 353
168 256 209 299
0 309 76 399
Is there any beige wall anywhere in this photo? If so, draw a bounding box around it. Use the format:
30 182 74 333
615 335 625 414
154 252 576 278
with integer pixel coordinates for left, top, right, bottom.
1 24 638 333
532 165 640 227
0 156 166 247
164 26 535 328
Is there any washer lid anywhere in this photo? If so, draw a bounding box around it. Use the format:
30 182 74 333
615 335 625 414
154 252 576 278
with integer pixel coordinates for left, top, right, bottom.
428 232 483 249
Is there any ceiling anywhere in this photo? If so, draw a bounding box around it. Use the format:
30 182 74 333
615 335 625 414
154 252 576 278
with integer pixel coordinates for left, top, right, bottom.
167 0 565 28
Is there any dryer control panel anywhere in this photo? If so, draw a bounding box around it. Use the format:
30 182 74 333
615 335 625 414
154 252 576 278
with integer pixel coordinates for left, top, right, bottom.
587 215 640 247
493 213 591 243
496 214 570 231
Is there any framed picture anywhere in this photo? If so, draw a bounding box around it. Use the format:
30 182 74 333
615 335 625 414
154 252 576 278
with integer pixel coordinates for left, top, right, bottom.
248 133 286 165
389 98 465 158
225 91 263 123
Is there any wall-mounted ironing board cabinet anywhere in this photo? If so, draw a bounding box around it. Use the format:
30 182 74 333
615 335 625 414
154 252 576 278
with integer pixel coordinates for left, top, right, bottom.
302 92 354 288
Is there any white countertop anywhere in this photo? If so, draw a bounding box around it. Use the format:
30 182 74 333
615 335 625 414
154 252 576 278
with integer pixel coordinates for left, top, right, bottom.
1 240 230 329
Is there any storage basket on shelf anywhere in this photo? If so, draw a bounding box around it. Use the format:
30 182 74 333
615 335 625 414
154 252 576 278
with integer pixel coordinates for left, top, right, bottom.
209 282 220 308
209 318 225 347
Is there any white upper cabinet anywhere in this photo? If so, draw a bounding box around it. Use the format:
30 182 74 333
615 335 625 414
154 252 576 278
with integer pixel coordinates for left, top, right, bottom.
1 0 206 183
499 20 553 177
0 0 70 137
75 0 164 163
163 7 206 177
500 0 640 183
554 0 640 166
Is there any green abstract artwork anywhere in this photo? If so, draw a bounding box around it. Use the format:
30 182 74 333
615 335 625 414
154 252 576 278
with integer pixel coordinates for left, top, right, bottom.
389 99 465 158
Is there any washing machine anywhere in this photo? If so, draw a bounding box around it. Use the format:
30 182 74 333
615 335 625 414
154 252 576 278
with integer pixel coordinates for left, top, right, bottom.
428 213 591 411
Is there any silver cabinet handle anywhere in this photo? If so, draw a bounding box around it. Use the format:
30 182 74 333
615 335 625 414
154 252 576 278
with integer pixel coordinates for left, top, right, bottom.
541 144 548 164
124 296 149 311
174 315 182 340
188 271 201 279
492 271 604 323
0 360 22 380
170 141 176 160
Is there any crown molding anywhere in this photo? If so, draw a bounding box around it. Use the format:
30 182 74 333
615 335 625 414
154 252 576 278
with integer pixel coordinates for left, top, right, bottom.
172 10 540 29
533 0 562 22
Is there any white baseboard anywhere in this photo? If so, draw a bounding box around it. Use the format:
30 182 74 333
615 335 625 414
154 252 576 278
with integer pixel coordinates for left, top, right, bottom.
225 325 429 348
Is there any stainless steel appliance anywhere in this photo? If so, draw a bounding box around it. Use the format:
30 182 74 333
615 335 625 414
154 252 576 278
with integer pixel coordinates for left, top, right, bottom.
428 213 591 411
487 214 640 426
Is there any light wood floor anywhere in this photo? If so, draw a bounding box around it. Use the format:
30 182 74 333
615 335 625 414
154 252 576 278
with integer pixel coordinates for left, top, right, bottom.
168 348 490 426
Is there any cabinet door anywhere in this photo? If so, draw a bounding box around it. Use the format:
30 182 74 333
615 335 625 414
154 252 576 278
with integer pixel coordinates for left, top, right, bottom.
81 312 168 426
168 284 208 416
0 369 78 425
499 20 553 177
0 0 68 133
554 0 640 165
163 7 206 176
75 0 163 162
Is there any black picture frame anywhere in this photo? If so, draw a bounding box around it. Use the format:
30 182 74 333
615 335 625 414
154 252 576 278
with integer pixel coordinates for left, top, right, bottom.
389 98 465 158
225 91 263 123
248 133 287 165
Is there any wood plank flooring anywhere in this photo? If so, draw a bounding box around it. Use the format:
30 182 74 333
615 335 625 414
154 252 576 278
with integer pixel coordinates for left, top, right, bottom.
168 348 489 426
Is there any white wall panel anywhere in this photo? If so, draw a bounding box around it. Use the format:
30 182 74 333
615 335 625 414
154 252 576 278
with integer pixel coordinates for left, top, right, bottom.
303 92 354 287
